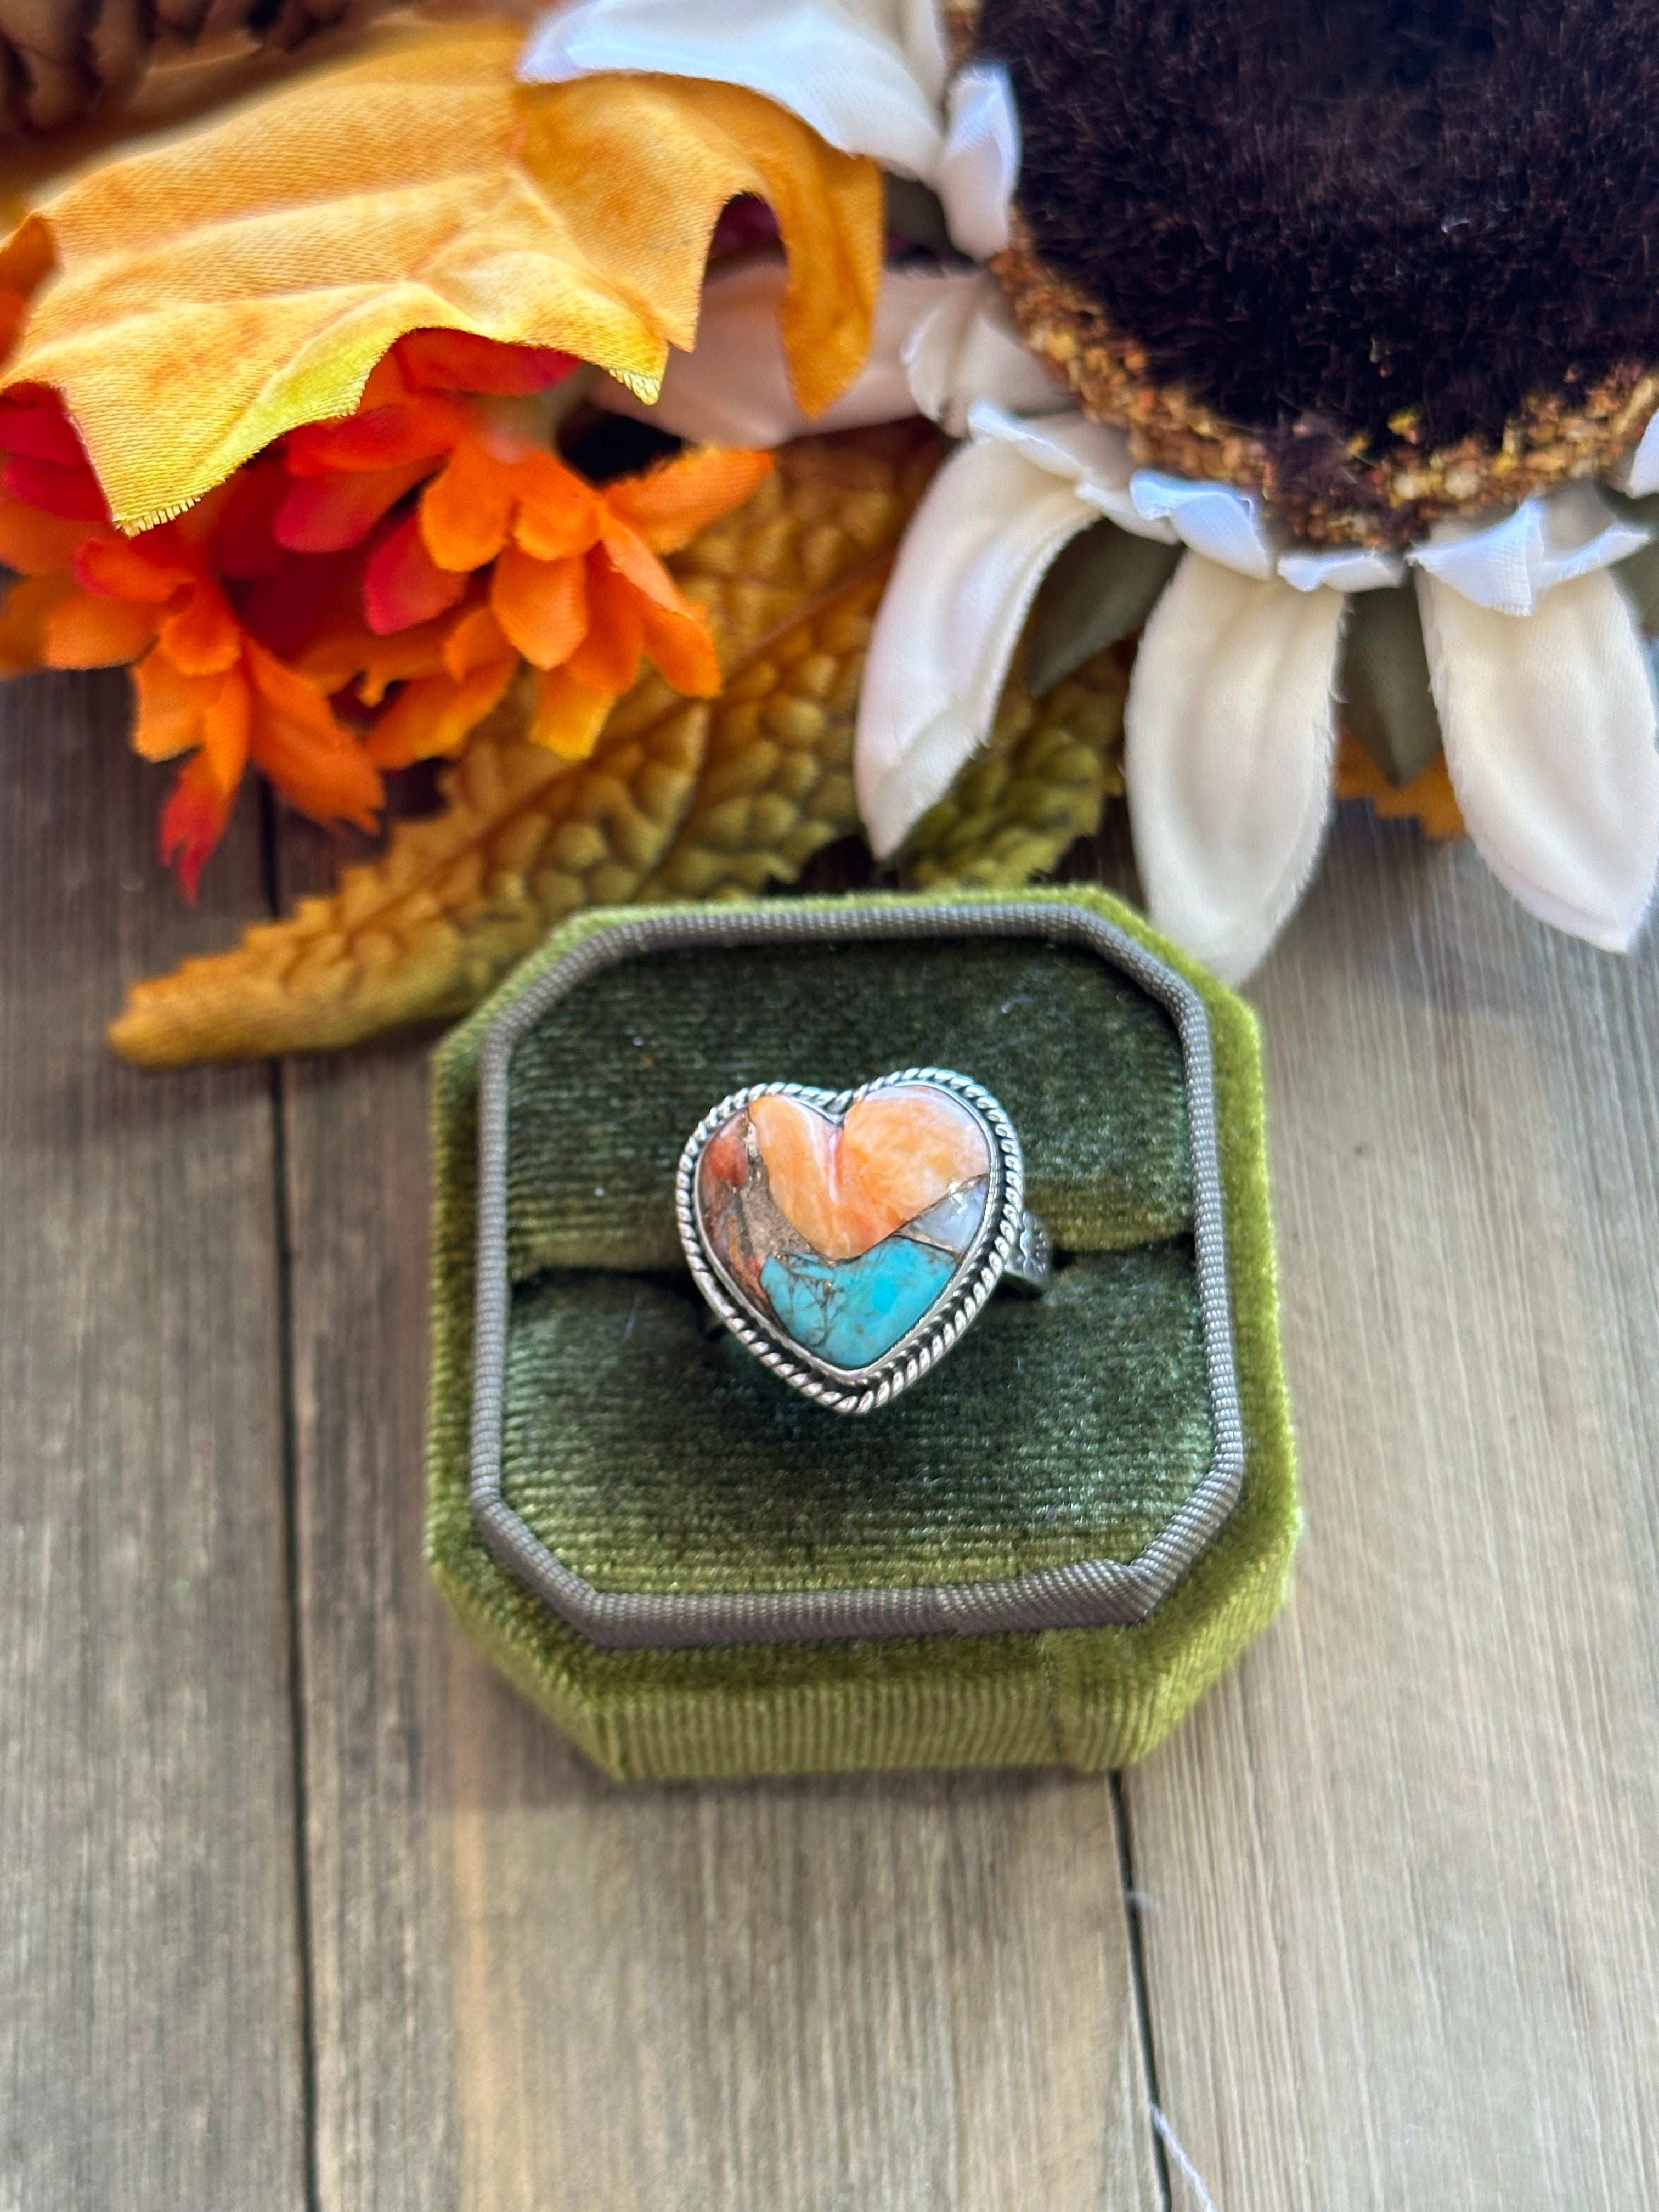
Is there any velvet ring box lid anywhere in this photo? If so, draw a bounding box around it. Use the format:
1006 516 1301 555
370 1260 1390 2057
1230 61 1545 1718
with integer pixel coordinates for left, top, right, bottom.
426 887 1297 1779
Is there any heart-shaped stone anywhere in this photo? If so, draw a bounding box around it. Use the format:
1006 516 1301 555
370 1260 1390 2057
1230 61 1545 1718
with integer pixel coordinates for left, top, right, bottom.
694 1079 996 1375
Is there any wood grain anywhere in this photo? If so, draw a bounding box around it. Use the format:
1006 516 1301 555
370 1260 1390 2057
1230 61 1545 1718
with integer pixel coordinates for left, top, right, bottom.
274 814 1161 2212
15 700 1659 2209
0 672 307 2210
1122 805 1659 2211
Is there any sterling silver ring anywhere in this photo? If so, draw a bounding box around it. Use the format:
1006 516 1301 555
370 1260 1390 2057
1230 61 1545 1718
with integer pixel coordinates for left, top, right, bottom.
676 1066 1051 1417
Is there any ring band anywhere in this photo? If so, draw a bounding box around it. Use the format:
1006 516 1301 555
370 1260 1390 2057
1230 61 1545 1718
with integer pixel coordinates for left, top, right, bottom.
677 1066 1049 1416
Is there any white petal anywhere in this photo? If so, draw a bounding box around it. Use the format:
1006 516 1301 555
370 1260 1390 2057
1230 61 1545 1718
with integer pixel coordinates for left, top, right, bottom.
936 61 1019 258
1622 407 1659 498
1130 471 1277 580
1124 555 1345 983
966 400 1178 542
519 0 944 179
902 274 1062 433
1417 567 1659 949
594 260 970 445
1277 544 1405 593
855 438 1097 855
1409 484 1650 617
883 0 949 103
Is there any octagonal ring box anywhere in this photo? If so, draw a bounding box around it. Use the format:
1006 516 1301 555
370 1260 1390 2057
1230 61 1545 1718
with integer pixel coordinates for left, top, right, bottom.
426 887 1297 1780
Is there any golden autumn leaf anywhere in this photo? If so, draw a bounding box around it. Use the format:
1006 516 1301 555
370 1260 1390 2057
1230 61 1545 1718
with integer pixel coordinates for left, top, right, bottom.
5 21 882 531
899 644 1128 890
108 423 944 1065
633 568 878 901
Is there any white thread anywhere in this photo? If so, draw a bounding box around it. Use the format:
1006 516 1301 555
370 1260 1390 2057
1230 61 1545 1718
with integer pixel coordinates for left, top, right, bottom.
1150 2106 1221 2212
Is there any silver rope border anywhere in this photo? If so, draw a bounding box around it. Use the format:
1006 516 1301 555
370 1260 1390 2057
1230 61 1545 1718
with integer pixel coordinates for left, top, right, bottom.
467 900 1246 1650
677 1068 1024 1414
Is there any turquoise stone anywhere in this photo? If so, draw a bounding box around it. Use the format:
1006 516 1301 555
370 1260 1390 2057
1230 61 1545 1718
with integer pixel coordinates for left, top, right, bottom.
759 1237 959 1372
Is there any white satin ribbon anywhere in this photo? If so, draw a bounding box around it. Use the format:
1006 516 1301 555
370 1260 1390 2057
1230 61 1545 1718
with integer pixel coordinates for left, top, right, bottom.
1408 484 1650 618
935 61 1019 260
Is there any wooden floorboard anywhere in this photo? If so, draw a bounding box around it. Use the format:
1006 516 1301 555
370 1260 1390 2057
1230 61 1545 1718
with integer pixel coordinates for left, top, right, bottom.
0 674 308 2211
14 708 1658 2207
1122 805 1659 2211
274 819 1161 2212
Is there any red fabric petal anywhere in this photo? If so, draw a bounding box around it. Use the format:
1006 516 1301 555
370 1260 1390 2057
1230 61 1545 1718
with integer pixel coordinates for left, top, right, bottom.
363 511 468 636
275 459 433 552
3 454 107 521
393 329 578 396
159 753 238 902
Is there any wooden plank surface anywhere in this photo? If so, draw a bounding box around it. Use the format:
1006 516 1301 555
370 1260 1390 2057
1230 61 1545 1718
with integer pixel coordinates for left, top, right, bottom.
275 822 1161 2212
1123 807 1659 2211
10 699 1659 2207
0 673 307 2211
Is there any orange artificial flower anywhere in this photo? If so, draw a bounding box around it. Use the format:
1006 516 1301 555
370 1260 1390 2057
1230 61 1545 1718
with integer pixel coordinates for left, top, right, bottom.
0 336 773 889
281 354 771 758
0 388 380 893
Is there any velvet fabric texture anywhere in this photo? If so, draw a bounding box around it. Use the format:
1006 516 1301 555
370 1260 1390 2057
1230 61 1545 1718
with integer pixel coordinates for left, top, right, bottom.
978 0 1659 450
426 889 1297 1778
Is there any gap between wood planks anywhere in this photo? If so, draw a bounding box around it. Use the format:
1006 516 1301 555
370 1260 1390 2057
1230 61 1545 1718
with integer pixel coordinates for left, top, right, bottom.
262 785 325 2212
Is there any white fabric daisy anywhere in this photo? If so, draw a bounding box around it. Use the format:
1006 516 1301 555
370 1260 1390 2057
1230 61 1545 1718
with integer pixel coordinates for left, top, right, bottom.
524 0 1659 981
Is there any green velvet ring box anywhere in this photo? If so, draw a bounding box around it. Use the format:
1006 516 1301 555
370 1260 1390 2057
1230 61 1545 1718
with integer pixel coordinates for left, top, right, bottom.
426 887 1296 1779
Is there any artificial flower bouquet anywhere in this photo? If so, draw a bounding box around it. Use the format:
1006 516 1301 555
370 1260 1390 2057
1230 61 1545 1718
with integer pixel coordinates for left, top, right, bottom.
1 0 1655 1067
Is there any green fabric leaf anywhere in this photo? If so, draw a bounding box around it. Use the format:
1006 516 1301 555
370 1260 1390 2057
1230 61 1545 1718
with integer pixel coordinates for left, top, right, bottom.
1022 519 1182 698
882 174 953 254
1339 580 1442 788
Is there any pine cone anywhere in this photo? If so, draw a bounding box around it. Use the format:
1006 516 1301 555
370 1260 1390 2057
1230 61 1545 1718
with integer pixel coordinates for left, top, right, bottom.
0 0 385 133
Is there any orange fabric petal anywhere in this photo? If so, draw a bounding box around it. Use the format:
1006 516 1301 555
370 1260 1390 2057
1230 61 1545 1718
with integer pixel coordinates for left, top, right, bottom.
419 439 518 572
489 544 588 669
511 450 601 561
442 602 511 681
364 511 468 635
44 585 159 668
296 614 452 704
198 665 255 791
365 657 516 768
0 495 88 573
275 459 433 553
638 594 721 698
158 580 242 676
566 555 644 695
596 515 682 612
603 446 773 553
244 637 383 828
76 530 192 603
132 647 249 769
0 571 74 673
527 665 615 759
159 751 238 902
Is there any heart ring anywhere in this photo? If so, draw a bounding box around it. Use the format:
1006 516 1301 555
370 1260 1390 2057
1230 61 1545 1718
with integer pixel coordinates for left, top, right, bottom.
677 1067 1050 1415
